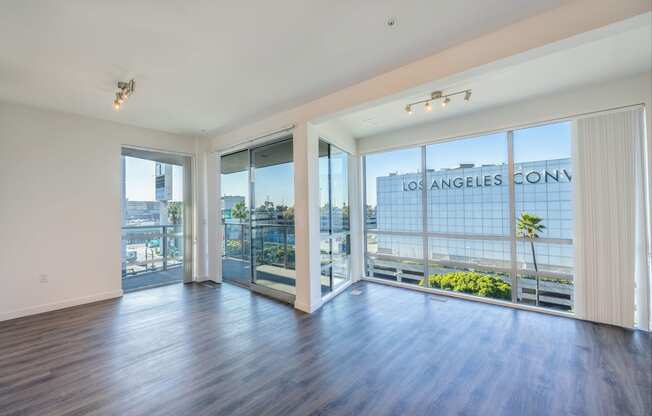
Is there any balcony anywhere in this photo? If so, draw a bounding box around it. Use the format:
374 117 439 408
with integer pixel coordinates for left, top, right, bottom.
122 224 184 292
226 222 352 295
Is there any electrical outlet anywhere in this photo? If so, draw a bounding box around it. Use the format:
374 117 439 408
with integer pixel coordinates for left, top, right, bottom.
39 274 48 283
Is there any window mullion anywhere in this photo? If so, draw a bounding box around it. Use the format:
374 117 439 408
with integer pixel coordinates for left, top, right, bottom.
507 131 518 304
421 145 430 288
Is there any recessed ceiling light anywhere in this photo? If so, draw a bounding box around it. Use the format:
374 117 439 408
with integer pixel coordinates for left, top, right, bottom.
386 17 398 28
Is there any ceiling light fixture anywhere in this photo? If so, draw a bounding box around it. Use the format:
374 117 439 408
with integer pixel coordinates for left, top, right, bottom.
112 79 135 111
404 89 471 114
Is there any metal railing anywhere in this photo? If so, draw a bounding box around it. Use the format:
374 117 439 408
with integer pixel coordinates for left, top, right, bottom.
223 222 295 269
121 224 183 278
366 253 573 311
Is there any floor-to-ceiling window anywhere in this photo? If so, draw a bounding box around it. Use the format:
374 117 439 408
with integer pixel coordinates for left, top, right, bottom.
220 137 296 300
363 120 574 312
513 122 573 309
250 139 296 295
425 133 512 302
121 150 190 292
364 147 424 287
319 140 351 295
221 150 251 287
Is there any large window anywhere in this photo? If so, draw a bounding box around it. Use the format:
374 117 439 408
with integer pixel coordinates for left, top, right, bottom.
364 121 574 312
220 138 297 298
319 140 351 295
365 147 423 287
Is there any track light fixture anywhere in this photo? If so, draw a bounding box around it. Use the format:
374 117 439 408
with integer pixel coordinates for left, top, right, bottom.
113 79 135 111
404 89 471 114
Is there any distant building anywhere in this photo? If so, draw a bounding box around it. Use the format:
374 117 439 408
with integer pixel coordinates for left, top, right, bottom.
124 201 161 225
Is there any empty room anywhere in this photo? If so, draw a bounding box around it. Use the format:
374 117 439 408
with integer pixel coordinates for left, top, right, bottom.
1 1 651 415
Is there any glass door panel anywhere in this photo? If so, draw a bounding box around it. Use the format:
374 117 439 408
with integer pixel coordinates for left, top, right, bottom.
319 140 350 295
121 150 189 292
251 139 296 295
221 150 251 286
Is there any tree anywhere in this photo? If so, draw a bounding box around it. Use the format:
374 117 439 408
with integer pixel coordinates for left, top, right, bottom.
517 212 545 305
282 206 294 222
420 271 511 300
231 201 248 222
167 202 183 225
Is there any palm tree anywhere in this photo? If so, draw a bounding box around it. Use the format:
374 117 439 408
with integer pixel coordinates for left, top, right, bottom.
231 201 248 222
517 212 545 306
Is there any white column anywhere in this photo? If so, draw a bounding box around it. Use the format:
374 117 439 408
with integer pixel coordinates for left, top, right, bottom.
293 122 322 312
349 154 365 282
195 146 221 283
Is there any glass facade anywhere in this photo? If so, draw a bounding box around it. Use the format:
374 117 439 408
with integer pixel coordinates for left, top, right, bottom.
364 121 574 311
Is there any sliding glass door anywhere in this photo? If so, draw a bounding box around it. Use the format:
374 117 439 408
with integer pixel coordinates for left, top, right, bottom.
220 138 296 299
250 139 296 295
221 150 251 287
121 148 192 292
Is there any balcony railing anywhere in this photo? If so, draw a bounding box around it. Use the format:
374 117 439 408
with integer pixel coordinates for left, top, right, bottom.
121 224 183 278
366 255 573 311
223 222 295 269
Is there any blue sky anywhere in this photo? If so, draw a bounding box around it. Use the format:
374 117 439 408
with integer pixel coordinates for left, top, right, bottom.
222 163 294 207
124 157 183 201
215 121 571 208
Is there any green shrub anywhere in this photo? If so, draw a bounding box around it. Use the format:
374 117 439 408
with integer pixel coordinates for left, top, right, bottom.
421 271 511 300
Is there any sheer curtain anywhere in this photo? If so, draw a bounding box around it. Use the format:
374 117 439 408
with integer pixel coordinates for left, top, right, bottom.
572 107 649 330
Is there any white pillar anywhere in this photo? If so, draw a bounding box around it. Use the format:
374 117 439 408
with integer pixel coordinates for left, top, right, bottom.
194 145 221 283
349 154 365 282
293 122 322 312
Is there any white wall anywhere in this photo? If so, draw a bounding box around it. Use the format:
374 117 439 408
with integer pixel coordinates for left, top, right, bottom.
0 102 195 320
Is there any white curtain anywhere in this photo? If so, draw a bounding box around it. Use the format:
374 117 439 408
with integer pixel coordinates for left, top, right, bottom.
572 107 649 330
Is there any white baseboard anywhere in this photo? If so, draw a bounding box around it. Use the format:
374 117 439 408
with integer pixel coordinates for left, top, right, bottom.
294 299 321 313
0 290 123 322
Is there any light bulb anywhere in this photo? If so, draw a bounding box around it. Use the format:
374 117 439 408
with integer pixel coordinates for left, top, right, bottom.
405 105 412 115
425 101 432 112
121 91 129 101
113 100 121 110
442 97 450 107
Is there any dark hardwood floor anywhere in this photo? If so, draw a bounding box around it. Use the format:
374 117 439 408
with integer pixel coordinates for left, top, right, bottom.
1 281 650 416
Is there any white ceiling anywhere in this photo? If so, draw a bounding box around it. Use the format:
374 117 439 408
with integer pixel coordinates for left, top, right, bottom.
333 20 652 138
0 0 569 135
